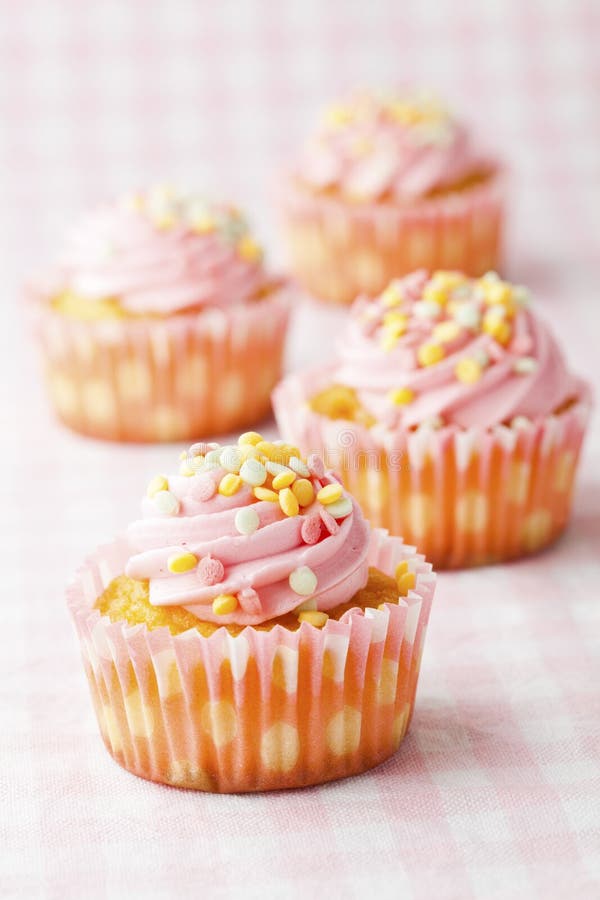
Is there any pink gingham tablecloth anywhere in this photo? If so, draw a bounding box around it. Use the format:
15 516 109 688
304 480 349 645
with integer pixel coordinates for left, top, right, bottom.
1 1 599 898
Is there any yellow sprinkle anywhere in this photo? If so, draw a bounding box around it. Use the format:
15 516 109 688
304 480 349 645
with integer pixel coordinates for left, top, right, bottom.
147 475 168 498
218 473 242 496
455 357 483 385
212 594 238 616
431 271 466 292
432 320 461 344
279 487 300 517
417 342 445 367
325 104 353 127
272 470 296 490
238 431 264 446
190 216 215 235
237 235 262 263
317 483 343 505
482 314 511 345
383 311 408 331
238 443 260 462
388 386 414 406
482 281 512 306
297 610 329 628
398 571 416 596
395 560 409 582
292 478 315 507
381 283 404 307
423 284 448 306
167 551 198 574
255 441 278 460
179 463 195 477
254 486 279 503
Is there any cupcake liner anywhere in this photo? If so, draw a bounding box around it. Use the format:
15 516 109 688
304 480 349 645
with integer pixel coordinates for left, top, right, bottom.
67 531 434 792
279 172 505 304
28 284 291 442
273 371 592 569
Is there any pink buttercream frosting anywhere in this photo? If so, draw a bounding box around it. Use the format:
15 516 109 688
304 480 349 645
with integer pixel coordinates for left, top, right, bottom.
125 440 371 626
55 186 268 315
328 270 584 430
293 90 496 202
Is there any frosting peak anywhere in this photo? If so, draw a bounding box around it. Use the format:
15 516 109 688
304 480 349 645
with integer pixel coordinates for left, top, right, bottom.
55 186 268 315
294 89 495 202
125 435 370 626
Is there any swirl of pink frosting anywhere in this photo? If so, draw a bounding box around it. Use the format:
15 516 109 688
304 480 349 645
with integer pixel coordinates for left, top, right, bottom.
332 270 584 430
55 186 268 315
125 440 370 626
293 90 496 202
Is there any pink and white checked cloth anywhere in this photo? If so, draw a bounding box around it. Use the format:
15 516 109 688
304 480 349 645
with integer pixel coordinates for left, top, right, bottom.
1 1 599 898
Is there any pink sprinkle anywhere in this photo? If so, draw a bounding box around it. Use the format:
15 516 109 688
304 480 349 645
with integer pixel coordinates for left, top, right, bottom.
301 515 322 545
238 588 262 616
197 556 224 586
190 475 216 503
320 508 339 535
307 454 325 478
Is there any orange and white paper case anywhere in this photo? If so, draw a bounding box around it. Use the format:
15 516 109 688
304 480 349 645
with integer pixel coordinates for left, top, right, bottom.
28 286 291 442
67 530 435 793
280 173 504 305
273 374 592 569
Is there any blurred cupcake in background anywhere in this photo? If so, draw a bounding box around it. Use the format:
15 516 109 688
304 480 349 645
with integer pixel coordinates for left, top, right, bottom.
273 269 592 568
280 89 504 304
68 432 435 792
28 186 291 442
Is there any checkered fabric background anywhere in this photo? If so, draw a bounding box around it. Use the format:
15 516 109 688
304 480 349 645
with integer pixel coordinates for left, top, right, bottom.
1 1 599 898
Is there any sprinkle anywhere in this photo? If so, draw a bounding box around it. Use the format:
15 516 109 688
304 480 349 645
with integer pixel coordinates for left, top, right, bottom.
398 571 416 596
219 445 242 473
323 496 353 519
383 311 408 332
190 215 215 235
204 448 223 468
272 470 296 490
279 487 300 517
513 356 539 375
167 551 198 574
301 515 322 544
190 476 217 503
238 431 264 446
237 235 262 262
319 508 340 534
179 462 195 477
153 490 180 516
455 357 483 385
238 443 260 462
292 478 315 507
239 458 267 487
513 285 531 307
237 587 261 615
288 456 310 477
234 506 260 535
395 560 409 581
218 473 242 496
197 556 225 586
212 594 239 616
422 284 448 306
307 454 325 478
430 271 466 291
254 486 279 502
388 386 414 406
317 483 343 505
417 342 445 367
483 280 512 306
432 320 462 344
255 441 278 460
482 314 511 345
380 282 404 307
298 611 328 628
147 475 168 498
414 300 442 320
295 597 317 612
473 348 490 368
289 566 318 596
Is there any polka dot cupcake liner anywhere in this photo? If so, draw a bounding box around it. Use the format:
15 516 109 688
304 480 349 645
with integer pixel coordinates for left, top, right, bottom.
67 531 434 793
273 372 592 569
279 172 505 305
28 284 291 442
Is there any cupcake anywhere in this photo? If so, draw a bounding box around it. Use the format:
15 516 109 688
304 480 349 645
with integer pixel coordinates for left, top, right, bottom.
273 270 592 568
67 432 435 792
280 89 504 304
28 186 291 442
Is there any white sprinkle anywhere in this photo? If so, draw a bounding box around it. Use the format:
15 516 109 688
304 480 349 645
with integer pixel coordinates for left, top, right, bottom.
204 448 223 469
513 285 531 307
289 566 318 596
219 445 242 473
265 460 290 477
485 304 507 321
179 461 195 477
511 416 532 431
288 456 310 477
414 300 442 320
453 302 481 330
234 507 260 535
473 348 490 368
153 490 180 516
240 458 267 487
483 270 500 282
323 496 353 519
513 356 539 375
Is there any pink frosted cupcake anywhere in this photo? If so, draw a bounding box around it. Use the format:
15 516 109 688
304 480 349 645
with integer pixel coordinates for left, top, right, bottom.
28 186 291 441
280 89 504 304
273 270 592 568
67 432 435 792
